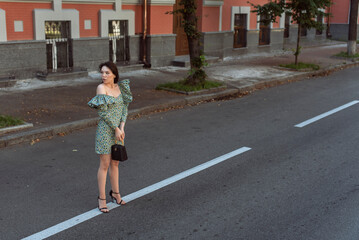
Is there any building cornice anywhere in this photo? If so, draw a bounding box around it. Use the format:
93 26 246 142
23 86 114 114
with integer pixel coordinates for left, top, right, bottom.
147 0 175 5
203 0 223 6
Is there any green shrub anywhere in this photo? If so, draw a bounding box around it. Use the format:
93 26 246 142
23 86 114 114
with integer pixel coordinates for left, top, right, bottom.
0 115 24 128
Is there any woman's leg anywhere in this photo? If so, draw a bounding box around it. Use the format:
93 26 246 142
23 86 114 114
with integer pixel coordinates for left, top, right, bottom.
98 154 111 211
109 160 126 204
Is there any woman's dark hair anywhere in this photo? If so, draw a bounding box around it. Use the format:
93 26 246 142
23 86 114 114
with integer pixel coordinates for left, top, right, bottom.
99 61 119 83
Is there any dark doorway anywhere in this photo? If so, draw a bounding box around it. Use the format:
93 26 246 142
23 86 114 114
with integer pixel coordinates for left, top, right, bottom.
259 15 270 45
284 13 290 38
45 21 73 71
173 0 189 56
233 14 247 48
109 20 129 64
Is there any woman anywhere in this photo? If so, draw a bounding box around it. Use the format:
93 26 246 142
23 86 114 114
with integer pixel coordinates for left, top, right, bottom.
88 61 132 213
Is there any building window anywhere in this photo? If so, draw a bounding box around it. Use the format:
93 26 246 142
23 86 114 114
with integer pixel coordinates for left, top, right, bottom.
284 13 290 38
14 21 23 32
109 20 122 37
259 15 270 45
109 20 129 63
233 14 247 48
45 21 73 70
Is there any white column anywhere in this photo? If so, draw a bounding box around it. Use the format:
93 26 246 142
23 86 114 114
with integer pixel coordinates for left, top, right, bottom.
53 0 61 11
219 5 222 31
280 12 285 28
114 0 122 12
0 9 7 41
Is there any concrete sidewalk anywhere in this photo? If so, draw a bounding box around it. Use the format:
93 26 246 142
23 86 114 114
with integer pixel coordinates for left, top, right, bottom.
0 41 356 148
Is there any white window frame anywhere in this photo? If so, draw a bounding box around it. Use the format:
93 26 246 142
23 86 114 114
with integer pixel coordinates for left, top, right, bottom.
256 15 273 30
231 6 250 31
34 0 80 40
99 0 135 37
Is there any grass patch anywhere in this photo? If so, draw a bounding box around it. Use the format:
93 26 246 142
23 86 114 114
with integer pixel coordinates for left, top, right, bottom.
0 115 24 129
335 51 359 59
156 80 224 92
280 62 320 71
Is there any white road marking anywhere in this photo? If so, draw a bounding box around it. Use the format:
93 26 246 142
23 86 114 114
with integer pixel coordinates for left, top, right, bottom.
295 100 359 128
22 146 251 240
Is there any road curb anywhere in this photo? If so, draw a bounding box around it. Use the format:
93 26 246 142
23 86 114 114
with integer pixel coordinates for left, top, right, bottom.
1 61 358 148
0 118 99 148
0 122 33 136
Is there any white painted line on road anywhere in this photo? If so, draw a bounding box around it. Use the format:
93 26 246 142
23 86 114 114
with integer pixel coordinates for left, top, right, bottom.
295 100 359 128
22 146 251 240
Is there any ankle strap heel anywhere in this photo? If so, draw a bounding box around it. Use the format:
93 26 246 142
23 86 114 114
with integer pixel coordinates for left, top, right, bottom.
97 196 109 213
109 190 126 205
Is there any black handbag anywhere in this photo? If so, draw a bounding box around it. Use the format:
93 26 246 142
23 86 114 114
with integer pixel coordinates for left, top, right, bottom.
111 140 128 162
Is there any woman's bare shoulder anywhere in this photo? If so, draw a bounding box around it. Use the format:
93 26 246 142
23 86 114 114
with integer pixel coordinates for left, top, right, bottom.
96 84 106 95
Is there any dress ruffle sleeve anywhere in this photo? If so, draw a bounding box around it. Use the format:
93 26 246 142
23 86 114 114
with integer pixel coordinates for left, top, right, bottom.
118 79 133 123
88 95 116 109
88 95 118 130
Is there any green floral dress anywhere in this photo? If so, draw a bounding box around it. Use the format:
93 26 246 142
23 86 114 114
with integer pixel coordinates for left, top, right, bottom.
88 79 132 154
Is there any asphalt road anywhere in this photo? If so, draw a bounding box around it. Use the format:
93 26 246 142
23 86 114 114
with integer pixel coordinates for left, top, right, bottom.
1 67 359 240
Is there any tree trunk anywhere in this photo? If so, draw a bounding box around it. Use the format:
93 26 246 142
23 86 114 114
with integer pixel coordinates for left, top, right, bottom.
348 41 357 56
295 23 301 65
186 35 203 85
183 8 205 86
348 0 359 56
188 37 201 69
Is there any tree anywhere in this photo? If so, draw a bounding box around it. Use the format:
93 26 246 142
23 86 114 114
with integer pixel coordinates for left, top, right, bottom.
250 0 332 65
167 0 207 86
348 0 359 56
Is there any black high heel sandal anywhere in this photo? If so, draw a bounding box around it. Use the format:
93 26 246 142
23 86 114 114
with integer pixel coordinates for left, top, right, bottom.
109 190 126 205
98 196 109 213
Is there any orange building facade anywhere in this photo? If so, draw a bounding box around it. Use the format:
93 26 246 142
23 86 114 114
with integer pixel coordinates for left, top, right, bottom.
328 0 359 41
0 0 329 79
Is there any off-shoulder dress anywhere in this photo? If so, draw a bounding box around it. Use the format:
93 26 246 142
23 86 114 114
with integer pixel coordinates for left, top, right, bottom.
88 79 132 154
